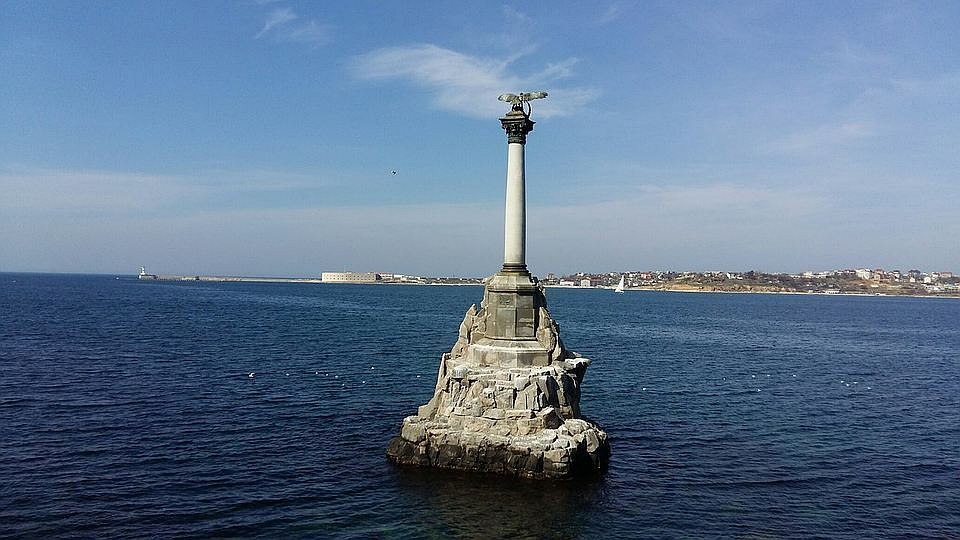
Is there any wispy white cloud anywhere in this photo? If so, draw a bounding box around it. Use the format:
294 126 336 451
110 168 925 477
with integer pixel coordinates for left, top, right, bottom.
1 169 192 215
352 44 597 118
593 4 623 26
826 39 891 66
634 183 823 216
0 167 333 216
769 120 877 155
254 6 330 46
890 71 960 99
282 20 329 44
255 8 297 39
0 193 503 276
501 5 531 25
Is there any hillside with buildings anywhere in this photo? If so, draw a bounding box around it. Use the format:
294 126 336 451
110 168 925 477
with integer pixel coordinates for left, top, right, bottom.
320 268 958 297
543 269 959 297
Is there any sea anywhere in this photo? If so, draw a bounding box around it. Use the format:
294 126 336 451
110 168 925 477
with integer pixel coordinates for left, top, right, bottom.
1 273 958 539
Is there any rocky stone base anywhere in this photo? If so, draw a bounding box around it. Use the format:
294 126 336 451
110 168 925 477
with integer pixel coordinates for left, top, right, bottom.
387 279 610 479
387 416 609 479
386 341 610 478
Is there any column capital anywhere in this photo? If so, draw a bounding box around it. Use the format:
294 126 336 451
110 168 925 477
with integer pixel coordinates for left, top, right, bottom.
500 108 535 144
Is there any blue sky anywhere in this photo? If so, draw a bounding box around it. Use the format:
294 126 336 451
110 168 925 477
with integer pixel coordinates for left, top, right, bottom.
2 1 958 277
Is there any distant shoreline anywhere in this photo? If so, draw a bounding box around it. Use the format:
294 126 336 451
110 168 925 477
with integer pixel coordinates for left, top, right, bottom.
133 273 481 286
4 272 957 299
545 285 960 300
127 272 960 299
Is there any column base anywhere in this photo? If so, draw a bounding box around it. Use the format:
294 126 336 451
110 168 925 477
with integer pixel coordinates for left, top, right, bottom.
500 263 529 274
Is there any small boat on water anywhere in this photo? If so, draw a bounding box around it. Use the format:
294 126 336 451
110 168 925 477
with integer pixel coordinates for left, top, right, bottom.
615 275 625 293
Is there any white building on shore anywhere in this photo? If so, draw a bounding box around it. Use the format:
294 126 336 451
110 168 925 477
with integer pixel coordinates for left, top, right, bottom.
320 272 381 283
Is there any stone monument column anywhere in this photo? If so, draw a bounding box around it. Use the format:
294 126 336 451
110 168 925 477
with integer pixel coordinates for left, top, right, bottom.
500 105 534 273
385 92 609 479
472 100 543 355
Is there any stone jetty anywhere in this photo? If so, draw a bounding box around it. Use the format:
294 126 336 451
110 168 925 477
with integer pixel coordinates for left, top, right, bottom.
386 93 609 479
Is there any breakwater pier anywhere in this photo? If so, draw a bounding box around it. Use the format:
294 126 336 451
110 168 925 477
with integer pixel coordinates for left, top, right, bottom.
137 267 483 285
138 267 321 284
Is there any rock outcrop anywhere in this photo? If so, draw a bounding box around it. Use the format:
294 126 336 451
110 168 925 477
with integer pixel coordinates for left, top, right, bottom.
387 281 609 479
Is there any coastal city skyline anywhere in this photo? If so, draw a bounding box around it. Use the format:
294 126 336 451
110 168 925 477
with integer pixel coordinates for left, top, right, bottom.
323 266 960 296
133 265 960 298
3 2 959 276
138 266 960 288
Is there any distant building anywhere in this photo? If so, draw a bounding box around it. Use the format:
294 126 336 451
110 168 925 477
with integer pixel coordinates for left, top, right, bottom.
321 272 381 283
580 279 592 287
855 268 873 280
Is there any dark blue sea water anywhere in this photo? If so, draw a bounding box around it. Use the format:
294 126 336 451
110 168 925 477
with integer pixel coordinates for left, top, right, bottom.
1 273 958 538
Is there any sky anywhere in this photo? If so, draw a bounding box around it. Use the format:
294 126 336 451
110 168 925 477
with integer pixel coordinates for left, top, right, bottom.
2 1 958 277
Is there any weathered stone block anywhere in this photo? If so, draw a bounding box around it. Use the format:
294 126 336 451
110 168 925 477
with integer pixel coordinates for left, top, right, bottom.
537 406 562 429
495 307 516 338
497 351 519 368
564 419 588 435
584 429 601 453
495 388 515 409
551 436 575 450
482 408 505 420
463 416 496 432
518 384 539 409
516 308 536 337
516 294 534 308
539 430 558 446
417 401 437 419
543 447 570 464
452 364 469 380
524 452 543 474
535 376 559 405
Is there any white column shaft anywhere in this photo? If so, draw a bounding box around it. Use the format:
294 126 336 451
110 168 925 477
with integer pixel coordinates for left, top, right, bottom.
503 142 526 267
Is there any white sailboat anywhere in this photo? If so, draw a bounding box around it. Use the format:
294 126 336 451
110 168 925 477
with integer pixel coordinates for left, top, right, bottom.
615 275 625 293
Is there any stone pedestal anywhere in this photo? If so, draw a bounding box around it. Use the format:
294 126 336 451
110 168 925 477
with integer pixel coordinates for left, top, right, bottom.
386 276 610 479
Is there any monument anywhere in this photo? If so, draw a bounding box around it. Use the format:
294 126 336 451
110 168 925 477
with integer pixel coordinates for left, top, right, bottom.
386 92 610 479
